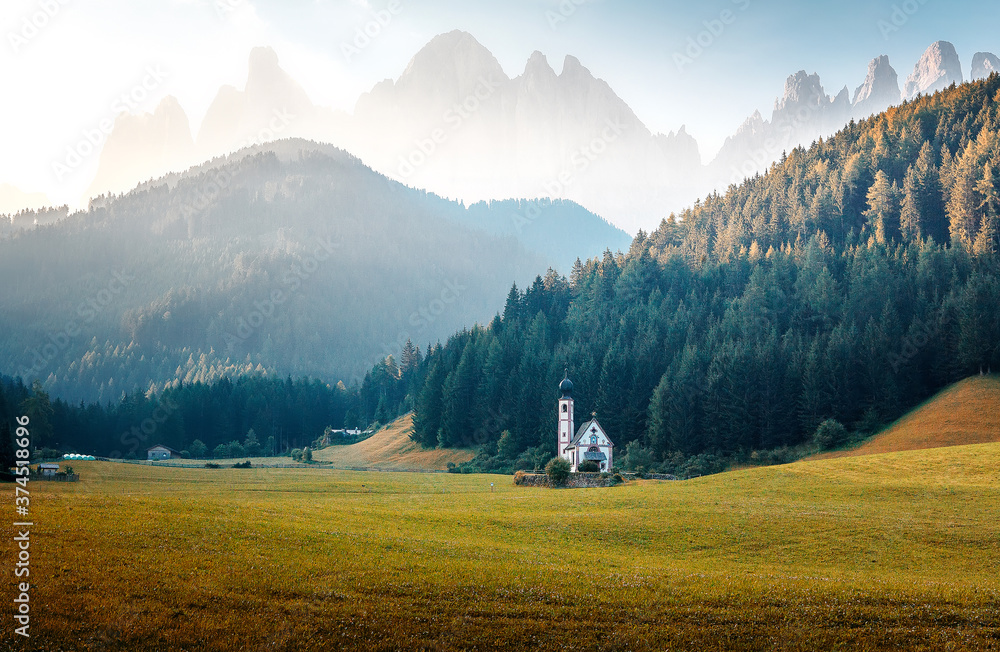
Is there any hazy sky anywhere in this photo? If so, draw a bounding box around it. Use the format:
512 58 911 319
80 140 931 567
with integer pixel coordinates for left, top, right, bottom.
2 0 998 206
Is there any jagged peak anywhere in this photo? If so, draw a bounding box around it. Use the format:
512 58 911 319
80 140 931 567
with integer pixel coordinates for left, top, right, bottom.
523 51 556 78
904 41 964 100
561 55 589 78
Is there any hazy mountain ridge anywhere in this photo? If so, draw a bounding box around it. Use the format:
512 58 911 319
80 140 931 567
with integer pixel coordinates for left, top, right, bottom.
1 140 627 403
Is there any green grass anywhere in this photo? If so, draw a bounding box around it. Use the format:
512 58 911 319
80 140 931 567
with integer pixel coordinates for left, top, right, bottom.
6 444 1000 650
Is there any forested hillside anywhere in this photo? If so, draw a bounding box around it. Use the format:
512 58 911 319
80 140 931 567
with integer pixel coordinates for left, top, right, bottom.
0 141 626 403
360 75 1000 472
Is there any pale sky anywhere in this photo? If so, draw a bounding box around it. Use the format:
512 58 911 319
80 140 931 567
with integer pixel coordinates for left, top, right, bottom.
2 0 998 207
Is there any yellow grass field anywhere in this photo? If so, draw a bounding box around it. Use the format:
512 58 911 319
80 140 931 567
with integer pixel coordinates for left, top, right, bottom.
4 444 1000 651
312 413 475 471
814 375 1000 460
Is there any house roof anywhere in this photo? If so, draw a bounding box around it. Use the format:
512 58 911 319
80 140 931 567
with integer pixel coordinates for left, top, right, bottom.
147 445 180 454
565 418 615 449
39 463 60 469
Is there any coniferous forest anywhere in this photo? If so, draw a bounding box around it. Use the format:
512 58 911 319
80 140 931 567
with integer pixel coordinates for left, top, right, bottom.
5 76 1000 472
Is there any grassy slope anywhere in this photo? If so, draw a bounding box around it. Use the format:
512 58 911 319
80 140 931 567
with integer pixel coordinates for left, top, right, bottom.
815 375 1000 460
9 444 1000 651
311 413 475 471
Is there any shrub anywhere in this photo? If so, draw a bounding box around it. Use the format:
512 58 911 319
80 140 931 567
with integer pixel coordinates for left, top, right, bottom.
611 473 624 485
620 440 655 472
578 460 600 473
204 463 220 469
179 450 191 459
290 448 303 462
814 419 848 450
36 447 62 461
545 457 571 487
446 462 459 474
228 441 247 459
303 447 312 462
232 460 252 469
189 440 208 459
497 430 519 460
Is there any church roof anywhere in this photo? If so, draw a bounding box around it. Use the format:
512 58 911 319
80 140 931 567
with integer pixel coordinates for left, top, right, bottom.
566 418 614 449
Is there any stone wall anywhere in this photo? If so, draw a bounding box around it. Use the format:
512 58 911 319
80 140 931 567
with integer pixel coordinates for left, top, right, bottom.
513 471 623 488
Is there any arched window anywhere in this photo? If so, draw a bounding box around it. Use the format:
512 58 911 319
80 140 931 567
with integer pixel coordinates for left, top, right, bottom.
590 434 598 445
561 404 568 413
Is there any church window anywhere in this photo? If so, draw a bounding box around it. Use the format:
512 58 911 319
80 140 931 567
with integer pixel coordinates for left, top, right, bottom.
590 434 598 444
562 404 568 413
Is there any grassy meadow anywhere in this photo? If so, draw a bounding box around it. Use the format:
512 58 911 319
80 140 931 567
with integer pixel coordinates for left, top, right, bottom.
5 444 1000 651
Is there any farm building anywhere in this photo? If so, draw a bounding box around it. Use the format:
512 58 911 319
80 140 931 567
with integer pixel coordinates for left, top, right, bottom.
38 463 60 476
556 376 615 472
147 445 180 461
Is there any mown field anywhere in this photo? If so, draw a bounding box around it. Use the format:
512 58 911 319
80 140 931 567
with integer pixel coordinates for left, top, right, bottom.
4 444 1000 651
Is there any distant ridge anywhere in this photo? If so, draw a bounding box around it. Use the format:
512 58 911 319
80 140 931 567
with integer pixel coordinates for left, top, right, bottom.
813 376 1000 460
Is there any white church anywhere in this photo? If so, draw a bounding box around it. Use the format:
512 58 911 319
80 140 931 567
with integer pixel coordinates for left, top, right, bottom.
557 376 615 473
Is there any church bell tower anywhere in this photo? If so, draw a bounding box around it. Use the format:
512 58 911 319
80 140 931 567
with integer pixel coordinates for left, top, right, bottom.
558 375 574 463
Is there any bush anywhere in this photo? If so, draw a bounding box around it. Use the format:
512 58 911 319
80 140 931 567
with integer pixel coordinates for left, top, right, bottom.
446 462 459 473
577 460 600 473
36 447 62 461
179 450 191 459
813 419 848 450
545 457 571 487
232 460 252 469
620 440 655 472
497 430 518 460
290 448 303 462
189 440 208 459
303 447 313 462
204 462 220 469
611 473 624 485
213 443 230 459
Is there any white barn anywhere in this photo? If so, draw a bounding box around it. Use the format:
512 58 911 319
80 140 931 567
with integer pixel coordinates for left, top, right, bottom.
556 376 614 472
147 445 180 461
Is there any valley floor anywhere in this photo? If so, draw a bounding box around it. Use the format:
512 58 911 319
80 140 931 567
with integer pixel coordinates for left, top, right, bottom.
5 444 1000 651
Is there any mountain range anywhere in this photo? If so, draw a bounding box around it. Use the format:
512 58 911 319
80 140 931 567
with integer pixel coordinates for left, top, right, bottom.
39 35 989 235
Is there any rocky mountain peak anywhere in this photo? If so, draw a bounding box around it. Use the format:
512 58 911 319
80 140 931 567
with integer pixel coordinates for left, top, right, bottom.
903 41 963 100
971 52 1000 81
853 55 901 118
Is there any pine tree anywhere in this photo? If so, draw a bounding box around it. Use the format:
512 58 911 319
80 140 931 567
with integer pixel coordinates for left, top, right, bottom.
864 170 901 244
900 164 923 242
